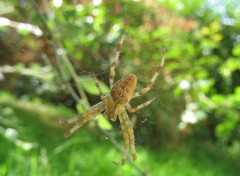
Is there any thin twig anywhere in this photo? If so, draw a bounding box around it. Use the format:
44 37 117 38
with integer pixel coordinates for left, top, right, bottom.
42 53 81 102
56 42 90 107
0 65 53 81
31 0 88 108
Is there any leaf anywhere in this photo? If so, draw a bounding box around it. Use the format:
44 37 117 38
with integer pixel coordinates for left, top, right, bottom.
219 57 240 77
234 86 240 95
211 94 225 104
232 45 240 56
76 102 86 113
58 59 72 81
96 114 112 130
216 120 236 140
61 24 81 41
78 76 110 95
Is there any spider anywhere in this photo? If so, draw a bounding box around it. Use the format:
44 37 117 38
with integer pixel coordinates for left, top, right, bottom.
59 34 166 166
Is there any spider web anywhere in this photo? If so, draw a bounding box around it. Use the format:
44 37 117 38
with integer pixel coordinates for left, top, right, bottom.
0 0 239 175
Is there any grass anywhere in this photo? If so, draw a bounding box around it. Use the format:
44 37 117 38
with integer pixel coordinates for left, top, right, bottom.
0 91 239 176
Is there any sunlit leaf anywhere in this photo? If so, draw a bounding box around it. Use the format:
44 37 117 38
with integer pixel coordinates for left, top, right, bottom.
15 63 24 72
211 94 225 104
232 45 240 56
76 102 86 114
78 76 110 95
96 114 112 130
234 86 240 95
212 34 222 42
201 27 210 35
220 57 240 78
210 21 221 33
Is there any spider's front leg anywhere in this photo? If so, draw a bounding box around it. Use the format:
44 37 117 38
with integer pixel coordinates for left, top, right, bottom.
125 97 156 113
59 113 95 138
59 101 105 138
133 46 166 98
109 34 126 88
93 73 105 100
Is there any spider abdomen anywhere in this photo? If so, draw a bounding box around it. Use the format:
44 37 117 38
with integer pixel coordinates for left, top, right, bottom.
111 74 137 104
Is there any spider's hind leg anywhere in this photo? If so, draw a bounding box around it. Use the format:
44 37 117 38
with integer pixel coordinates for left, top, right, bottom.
59 113 94 138
112 112 129 166
122 111 137 161
63 122 85 138
59 115 82 126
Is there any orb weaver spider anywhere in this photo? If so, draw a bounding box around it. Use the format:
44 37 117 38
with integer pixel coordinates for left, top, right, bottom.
59 34 166 166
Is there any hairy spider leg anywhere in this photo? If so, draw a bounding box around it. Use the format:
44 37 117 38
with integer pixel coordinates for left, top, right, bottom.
122 110 137 161
63 115 95 138
133 46 166 98
59 102 105 138
125 97 156 113
112 111 129 166
93 73 118 121
59 102 105 125
109 34 126 89
93 73 105 100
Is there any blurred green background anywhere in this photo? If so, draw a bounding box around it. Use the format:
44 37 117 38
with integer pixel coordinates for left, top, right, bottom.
0 0 240 175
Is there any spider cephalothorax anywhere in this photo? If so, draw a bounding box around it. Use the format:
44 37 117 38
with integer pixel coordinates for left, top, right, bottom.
59 34 166 166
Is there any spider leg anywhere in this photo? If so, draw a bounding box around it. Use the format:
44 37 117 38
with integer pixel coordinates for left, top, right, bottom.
112 112 129 166
59 102 105 138
126 97 155 113
109 34 126 89
93 73 105 100
63 115 94 138
122 110 137 161
133 46 166 98
59 101 105 125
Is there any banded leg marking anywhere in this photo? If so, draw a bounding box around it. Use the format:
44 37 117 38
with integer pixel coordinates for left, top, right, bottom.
109 34 126 88
133 46 166 98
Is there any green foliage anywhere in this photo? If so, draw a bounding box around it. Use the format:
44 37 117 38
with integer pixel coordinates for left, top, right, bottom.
232 44 240 56
1 0 240 174
78 76 110 95
0 91 239 175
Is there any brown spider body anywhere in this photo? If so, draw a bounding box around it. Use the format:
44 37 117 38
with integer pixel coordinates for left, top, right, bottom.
111 74 137 104
59 34 166 166
105 74 137 121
